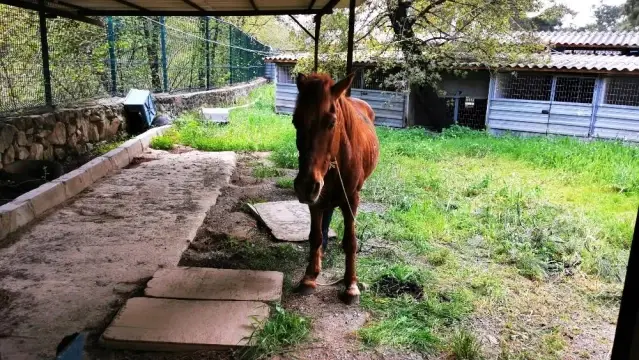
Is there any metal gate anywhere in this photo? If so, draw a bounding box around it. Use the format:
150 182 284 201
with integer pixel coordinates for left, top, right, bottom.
488 73 598 137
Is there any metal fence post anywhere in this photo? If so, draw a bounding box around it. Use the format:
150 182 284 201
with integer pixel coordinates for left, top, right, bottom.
107 16 117 95
453 95 460 124
159 16 168 92
38 0 53 106
205 16 210 90
589 77 603 137
229 26 233 85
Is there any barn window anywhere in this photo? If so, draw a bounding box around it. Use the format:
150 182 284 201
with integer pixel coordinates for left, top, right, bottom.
553 76 595 104
495 73 553 101
603 77 639 107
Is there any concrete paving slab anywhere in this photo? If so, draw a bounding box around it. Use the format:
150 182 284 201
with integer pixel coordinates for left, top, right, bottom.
145 267 283 301
248 201 337 242
0 150 236 360
101 298 269 351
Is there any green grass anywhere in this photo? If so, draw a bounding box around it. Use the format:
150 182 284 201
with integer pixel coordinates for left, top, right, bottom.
451 329 485 360
150 128 180 150
252 165 283 178
164 83 638 358
275 177 294 189
241 304 311 360
168 85 295 152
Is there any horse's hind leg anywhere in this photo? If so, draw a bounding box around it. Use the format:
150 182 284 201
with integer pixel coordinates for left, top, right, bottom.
321 207 335 251
295 206 323 295
339 195 360 305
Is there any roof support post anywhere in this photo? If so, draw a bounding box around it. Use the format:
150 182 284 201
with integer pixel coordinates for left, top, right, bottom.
205 16 211 90
38 0 53 106
346 0 356 96
160 16 168 92
611 208 639 360
107 16 118 95
314 15 322 73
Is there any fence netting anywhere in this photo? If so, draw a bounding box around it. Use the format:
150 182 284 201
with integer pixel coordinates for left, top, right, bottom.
0 5 270 114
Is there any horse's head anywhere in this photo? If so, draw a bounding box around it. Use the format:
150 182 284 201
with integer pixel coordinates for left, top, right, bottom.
292 72 355 204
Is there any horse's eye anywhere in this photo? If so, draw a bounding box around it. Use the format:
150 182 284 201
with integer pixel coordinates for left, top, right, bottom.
326 113 336 129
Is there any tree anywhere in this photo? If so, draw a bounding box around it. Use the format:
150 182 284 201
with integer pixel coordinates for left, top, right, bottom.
292 0 544 91
580 3 627 30
625 0 639 27
593 4 625 30
528 4 576 31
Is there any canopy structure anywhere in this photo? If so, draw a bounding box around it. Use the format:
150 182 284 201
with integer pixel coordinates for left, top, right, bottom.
0 0 365 19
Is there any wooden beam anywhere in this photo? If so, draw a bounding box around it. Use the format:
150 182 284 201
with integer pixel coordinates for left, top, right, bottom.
321 0 341 13
345 0 356 96
111 0 149 11
0 0 103 26
79 9 326 16
248 0 258 10
289 15 314 41
181 0 206 12
611 208 639 360
314 14 322 72
55 1 90 12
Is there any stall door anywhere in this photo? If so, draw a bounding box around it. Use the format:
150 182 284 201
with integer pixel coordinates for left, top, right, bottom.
546 76 597 137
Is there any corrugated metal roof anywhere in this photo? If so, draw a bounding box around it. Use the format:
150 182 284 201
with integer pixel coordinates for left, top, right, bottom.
265 51 393 65
267 52 639 73
533 31 639 47
485 53 639 72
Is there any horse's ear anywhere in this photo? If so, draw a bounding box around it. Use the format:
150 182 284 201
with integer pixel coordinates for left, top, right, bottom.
296 73 307 90
331 73 355 98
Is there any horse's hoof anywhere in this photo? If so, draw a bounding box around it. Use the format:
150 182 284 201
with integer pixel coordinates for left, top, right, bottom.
294 283 316 296
339 284 361 305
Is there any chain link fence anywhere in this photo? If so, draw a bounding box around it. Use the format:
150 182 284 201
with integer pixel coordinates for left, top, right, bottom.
0 5 270 115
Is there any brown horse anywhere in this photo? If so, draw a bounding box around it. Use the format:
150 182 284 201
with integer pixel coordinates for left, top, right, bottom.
292 72 379 305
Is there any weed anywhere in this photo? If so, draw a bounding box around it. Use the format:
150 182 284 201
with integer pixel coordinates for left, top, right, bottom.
241 304 311 360
541 329 567 356
275 177 294 189
91 138 126 156
428 247 451 266
252 165 283 178
150 128 180 150
451 328 485 360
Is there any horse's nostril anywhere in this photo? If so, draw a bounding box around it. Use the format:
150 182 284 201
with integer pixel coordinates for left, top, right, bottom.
312 181 320 195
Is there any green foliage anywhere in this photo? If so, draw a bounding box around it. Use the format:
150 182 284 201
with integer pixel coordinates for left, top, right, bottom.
527 4 576 31
275 177 294 189
292 0 543 90
626 0 639 26
451 329 485 360
241 304 311 360
0 8 266 113
252 165 283 178
169 86 294 152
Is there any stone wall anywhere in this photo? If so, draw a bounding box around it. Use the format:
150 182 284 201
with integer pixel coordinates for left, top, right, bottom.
0 78 266 170
154 78 267 117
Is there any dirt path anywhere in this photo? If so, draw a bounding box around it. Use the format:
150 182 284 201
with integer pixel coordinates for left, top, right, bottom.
0 149 236 360
82 153 423 360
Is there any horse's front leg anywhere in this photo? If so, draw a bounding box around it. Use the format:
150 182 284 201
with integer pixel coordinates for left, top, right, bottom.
339 194 360 305
295 206 324 295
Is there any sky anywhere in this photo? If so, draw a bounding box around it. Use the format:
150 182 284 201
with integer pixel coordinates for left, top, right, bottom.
538 0 626 27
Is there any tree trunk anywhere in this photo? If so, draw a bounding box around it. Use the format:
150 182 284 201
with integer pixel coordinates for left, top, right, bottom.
143 17 161 91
